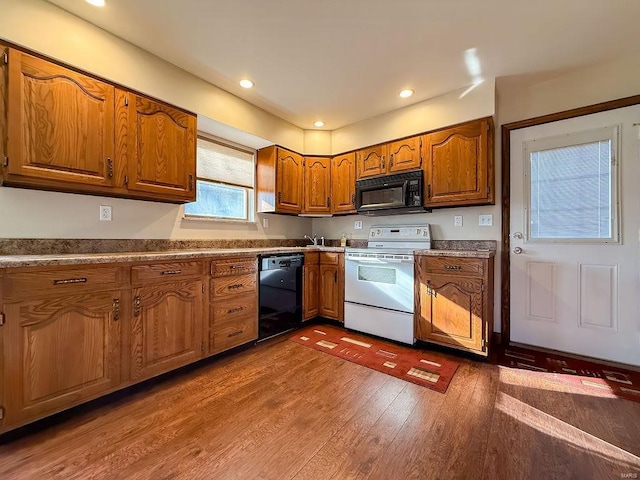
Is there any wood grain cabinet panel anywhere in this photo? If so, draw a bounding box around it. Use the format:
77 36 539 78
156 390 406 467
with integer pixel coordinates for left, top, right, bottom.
303 156 331 214
256 146 304 214
131 261 203 285
211 257 257 277
422 118 494 207
123 93 196 202
130 280 204 381
355 145 386 180
331 153 356 214
5 48 116 189
211 273 257 300
387 136 422 173
210 315 257 355
318 253 344 322
303 263 320 320
3 290 121 427
415 255 494 356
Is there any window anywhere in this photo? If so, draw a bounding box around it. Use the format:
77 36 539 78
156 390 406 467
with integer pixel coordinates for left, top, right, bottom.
523 126 619 243
184 135 255 221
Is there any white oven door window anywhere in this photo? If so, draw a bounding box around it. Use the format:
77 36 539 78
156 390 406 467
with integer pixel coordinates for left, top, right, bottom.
345 259 414 313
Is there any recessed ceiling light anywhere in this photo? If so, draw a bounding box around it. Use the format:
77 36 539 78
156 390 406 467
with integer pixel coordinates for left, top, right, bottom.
85 0 106 6
314 121 325 128
399 89 414 98
239 79 254 89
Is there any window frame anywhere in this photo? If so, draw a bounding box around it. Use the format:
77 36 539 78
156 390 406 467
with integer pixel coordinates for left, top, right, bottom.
522 125 620 245
183 133 256 223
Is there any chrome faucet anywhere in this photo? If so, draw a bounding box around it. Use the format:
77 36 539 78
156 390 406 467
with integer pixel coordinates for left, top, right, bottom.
304 234 318 246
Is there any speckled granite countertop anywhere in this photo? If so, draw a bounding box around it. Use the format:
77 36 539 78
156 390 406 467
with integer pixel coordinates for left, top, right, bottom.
413 249 495 258
0 247 346 268
0 238 497 268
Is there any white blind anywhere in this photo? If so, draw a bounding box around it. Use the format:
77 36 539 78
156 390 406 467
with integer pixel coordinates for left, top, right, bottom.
196 138 254 188
529 140 612 239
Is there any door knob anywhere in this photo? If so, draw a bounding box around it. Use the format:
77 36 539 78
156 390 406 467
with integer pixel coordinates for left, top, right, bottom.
513 247 523 254
512 232 523 239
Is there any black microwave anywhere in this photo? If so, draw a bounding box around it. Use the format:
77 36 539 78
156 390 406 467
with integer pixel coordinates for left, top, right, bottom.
355 170 430 216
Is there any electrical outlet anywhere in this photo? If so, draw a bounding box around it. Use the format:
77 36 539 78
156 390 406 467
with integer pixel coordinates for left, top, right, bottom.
454 215 463 227
262 217 269 228
354 220 363 230
99 205 112 221
479 214 493 226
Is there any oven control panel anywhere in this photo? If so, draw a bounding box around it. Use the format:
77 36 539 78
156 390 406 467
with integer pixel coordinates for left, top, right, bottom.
368 224 431 241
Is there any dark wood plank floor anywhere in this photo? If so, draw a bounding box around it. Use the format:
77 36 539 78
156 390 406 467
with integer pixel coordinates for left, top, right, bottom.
1 335 639 480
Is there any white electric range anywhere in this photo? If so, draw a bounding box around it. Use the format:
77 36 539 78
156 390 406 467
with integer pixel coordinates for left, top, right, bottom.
344 224 431 344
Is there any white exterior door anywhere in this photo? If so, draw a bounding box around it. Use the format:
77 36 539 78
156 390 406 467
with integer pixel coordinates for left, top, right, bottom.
510 105 640 366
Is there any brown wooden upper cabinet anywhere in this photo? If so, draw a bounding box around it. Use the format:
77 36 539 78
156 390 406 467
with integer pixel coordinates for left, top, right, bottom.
4 48 117 190
257 145 304 214
422 118 494 207
355 135 422 180
331 153 356 214
121 92 196 202
303 156 331 214
1 46 197 203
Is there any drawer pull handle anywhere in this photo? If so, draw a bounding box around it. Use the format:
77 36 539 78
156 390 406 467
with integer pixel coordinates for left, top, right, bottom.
133 295 141 317
112 298 120 321
227 307 244 314
443 265 462 270
53 277 87 285
228 283 243 290
229 265 243 269
228 330 244 338
161 270 182 275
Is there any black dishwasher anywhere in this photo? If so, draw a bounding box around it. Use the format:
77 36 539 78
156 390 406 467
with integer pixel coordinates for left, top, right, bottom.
258 254 304 341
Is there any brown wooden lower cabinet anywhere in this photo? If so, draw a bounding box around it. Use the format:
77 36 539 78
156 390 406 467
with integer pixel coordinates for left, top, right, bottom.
130 279 204 381
0 256 260 434
302 252 344 322
2 289 122 428
209 257 258 354
415 255 494 356
303 253 320 320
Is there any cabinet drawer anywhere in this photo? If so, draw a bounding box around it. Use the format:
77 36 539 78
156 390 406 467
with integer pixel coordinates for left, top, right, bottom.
305 252 320 265
421 257 484 277
210 273 257 299
210 315 257 354
212 294 257 325
319 252 340 265
3 266 122 298
131 261 203 285
211 257 257 277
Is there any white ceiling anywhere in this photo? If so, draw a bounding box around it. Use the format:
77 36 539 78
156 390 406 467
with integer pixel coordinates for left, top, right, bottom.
46 0 640 130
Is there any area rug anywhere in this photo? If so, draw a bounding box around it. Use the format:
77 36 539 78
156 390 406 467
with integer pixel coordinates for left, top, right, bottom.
290 325 459 393
498 344 640 403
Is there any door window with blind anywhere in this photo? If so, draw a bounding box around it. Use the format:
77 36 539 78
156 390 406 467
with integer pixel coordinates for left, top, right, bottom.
523 125 619 243
184 136 255 221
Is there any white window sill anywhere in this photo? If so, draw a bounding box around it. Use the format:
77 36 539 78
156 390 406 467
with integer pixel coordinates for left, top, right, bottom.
182 214 257 225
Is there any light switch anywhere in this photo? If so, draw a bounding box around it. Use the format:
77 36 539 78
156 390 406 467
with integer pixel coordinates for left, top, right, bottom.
479 214 493 226
354 220 363 230
262 217 269 228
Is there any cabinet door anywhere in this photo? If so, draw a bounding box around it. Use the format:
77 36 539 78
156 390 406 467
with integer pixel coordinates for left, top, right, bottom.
130 280 203 381
303 263 320 320
388 136 421 173
331 153 356 214
356 145 387 179
276 148 304 213
319 264 339 319
415 270 485 353
3 291 121 426
303 156 331 214
6 48 116 188
423 119 492 206
125 93 196 202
